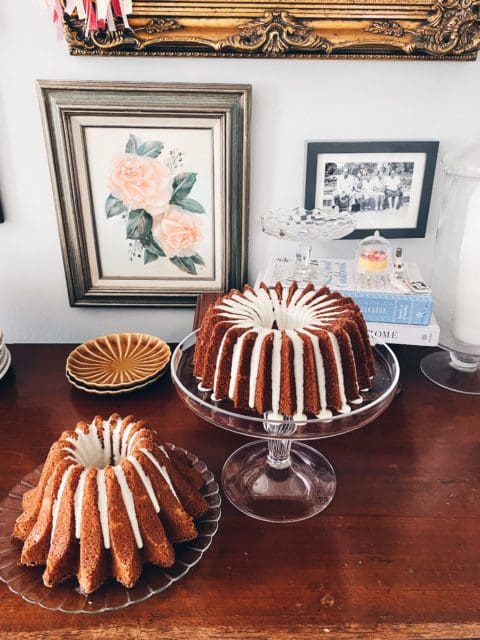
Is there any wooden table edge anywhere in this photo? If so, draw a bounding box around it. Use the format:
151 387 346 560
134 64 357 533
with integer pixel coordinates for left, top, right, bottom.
2 621 480 640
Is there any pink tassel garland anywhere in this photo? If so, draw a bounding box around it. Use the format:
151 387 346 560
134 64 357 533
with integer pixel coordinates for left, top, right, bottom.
45 0 132 38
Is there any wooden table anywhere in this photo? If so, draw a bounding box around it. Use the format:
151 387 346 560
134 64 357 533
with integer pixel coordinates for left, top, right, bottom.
0 338 479 639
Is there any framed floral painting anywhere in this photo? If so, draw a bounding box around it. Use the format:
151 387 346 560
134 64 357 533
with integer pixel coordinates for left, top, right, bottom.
39 81 250 306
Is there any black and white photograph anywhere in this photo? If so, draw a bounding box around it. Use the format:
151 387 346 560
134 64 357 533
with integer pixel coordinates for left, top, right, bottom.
304 141 439 238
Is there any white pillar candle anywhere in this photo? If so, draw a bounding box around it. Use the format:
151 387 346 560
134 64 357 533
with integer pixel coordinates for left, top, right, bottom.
452 184 480 345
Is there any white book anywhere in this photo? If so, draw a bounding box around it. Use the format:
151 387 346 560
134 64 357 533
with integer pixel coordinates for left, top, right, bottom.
367 316 439 346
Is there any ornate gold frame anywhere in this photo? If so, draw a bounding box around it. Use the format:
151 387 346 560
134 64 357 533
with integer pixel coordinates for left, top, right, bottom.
65 0 480 59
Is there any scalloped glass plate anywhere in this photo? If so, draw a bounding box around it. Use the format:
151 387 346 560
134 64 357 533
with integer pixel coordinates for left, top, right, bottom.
0 443 221 613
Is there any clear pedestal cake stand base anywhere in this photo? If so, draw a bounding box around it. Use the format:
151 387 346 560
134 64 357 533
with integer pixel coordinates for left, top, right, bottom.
222 441 335 522
421 349 480 395
172 331 400 524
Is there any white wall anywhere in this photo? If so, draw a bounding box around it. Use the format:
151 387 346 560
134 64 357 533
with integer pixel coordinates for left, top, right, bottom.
1 1 480 342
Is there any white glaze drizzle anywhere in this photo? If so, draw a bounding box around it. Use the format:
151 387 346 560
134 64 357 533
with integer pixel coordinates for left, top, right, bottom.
301 329 332 419
85 422 102 468
248 328 269 409
343 331 362 403
327 332 350 413
295 288 319 308
158 444 170 459
228 330 252 399
140 447 180 503
102 419 112 467
111 419 122 465
96 469 110 549
126 428 141 455
212 326 235 400
113 465 143 549
271 331 282 418
285 330 306 420
73 468 88 539
218 288 274 327
63 446 79 462
120 422 135 459
51 464 75 543
289 287 304 306
127 455 160 513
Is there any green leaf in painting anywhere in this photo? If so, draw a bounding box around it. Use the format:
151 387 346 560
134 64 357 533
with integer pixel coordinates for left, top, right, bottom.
125 135 164 158
178 197 205 214
170 172 197 204
125 134 143 154
144 249 159 264
105 193 128 218
126 209 152 240
137 140 164 158
140 233 166 258
170 255 198 275
190 252 205 266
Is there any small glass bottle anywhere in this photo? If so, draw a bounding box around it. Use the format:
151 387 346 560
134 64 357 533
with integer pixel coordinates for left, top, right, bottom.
393 247 405 279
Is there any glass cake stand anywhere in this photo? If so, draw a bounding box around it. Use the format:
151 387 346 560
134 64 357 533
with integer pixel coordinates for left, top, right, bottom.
260 207 355 283
171 331 400 523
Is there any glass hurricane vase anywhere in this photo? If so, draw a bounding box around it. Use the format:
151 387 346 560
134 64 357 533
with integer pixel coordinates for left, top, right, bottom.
421 142 480 394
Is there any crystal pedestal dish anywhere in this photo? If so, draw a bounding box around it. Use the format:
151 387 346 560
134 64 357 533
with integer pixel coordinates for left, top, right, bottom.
260 207 355 283
171 331 400 523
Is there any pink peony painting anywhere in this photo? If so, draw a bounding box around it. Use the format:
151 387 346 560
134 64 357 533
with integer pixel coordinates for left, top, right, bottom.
105 134 206 275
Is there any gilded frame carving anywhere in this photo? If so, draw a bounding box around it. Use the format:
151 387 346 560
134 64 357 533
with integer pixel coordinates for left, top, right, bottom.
64 0 480 59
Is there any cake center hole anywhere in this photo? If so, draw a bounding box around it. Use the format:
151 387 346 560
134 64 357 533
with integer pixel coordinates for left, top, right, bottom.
71 427 127 469
270 304 306 331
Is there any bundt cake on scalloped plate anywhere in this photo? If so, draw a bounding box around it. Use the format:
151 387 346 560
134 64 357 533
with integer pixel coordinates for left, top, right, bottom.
9 414 217 598
193 281 375 420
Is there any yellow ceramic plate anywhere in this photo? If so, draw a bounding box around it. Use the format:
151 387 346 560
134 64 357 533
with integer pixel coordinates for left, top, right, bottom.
66 333 171 390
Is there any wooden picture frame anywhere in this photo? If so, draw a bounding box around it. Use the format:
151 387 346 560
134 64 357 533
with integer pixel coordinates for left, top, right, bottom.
64 0 480 60
39 81 250 307
304 140 439 239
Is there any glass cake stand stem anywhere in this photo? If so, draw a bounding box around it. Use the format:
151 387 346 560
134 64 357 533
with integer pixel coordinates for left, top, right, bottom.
221 417 337 523
267 438 292 469
294 236 329 285
294 234 312 280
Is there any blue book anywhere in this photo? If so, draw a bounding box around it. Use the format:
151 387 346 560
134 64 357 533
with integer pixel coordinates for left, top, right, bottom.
259 258 433 326
340 290 432 325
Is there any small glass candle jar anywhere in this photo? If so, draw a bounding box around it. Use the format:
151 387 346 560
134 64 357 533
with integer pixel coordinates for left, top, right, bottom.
421 141 480 394
355 230 392 288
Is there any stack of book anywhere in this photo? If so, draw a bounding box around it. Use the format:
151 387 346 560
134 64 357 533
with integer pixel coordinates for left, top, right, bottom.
256 258 439 347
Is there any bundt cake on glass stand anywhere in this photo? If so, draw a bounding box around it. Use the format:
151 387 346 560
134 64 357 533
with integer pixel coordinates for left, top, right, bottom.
171 329 399 524
260 207 355 283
